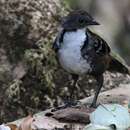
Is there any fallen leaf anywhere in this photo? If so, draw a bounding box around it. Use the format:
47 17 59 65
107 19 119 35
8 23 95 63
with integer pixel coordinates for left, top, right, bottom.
52 108 91 124
6 124 18 130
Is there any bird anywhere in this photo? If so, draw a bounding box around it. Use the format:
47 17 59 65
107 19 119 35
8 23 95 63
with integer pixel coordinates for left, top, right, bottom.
52 10 130 108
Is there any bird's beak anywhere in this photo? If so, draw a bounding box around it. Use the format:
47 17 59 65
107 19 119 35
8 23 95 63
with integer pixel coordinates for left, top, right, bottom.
88 20 100 25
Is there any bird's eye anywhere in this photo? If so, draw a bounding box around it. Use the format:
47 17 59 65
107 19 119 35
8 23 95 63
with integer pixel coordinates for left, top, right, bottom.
79 18 85 24
81 12 86 15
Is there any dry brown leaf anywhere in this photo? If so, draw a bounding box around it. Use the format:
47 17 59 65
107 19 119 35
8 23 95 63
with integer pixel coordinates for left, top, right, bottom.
6 124 18 130
52 108 91 124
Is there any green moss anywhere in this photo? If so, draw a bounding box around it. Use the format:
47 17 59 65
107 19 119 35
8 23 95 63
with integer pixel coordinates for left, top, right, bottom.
63 0 79 9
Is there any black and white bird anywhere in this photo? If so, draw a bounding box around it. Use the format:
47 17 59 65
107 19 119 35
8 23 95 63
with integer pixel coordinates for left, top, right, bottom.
52 10 130 107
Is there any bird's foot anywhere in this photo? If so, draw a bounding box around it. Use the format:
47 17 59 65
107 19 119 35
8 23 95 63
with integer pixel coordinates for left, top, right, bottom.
89 102 100 108
90 103 97 108
64 99 81 107
51 100 81 112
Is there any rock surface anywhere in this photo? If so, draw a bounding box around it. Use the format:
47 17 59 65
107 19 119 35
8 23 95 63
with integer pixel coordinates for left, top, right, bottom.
0 0 67 122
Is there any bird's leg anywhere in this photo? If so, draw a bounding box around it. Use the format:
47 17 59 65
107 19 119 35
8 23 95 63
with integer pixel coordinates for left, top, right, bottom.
52 74 78 111
51 75 79 111
69 74 79 99
90 75 103 108
63 74 79 107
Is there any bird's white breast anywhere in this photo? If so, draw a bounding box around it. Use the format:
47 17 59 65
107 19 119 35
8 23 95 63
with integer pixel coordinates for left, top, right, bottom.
58 28 91 75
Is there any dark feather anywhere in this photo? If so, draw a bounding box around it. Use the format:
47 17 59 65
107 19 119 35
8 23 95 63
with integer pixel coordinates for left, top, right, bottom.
108 55 130 75
52 29 66 52
81 29 111 61
52 37 59 52
87 29 111 55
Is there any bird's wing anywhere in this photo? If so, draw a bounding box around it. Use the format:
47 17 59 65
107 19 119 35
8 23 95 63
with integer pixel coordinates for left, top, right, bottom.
87 29 111 55
81 29 111 59
108 52 130 75
52 29 66 52
81 29 130 75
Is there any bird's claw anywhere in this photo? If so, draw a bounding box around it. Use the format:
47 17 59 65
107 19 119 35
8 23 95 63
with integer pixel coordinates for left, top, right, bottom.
51 100 81 112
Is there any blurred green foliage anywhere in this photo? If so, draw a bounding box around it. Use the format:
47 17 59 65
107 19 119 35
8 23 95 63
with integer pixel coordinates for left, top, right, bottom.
63 0 78 9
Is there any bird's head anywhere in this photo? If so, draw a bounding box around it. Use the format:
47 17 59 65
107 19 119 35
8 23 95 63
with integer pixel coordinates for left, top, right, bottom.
62 10 100 30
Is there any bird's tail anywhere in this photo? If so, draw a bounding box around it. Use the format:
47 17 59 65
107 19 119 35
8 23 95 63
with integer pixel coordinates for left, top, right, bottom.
108 53 130 75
